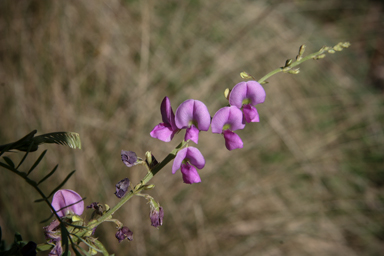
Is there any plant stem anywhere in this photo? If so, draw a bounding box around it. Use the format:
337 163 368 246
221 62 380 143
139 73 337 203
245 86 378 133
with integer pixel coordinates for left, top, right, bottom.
258 46 331 83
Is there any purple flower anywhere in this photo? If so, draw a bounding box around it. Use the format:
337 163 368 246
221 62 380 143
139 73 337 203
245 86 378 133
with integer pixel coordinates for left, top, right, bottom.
211 106 245 150
175 99 211 144
172 147 205 184
150 97 179 142
229 81 266 123
51 189 84 217
150 206 164 228
43 219 62 256
115 226 133 243
114 178 130 198
121 150 138 167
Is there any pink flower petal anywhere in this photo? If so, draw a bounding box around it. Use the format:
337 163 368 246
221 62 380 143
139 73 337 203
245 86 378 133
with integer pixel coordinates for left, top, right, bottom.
185 125 200 144
160 97 177 130
185 147 205 169
52 189 84 217
175 99 194 129
223 130 243 150
229 81 266 107
175 99 211 131
211 106 245 133
150 123 176 142
242 104 259 123
172 147 188 174
180 162 201 184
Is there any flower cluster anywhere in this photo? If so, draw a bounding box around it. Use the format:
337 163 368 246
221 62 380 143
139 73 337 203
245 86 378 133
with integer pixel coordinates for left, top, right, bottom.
149 80 265 184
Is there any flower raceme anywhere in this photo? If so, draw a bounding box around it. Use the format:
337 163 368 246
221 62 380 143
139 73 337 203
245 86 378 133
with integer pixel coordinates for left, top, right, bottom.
229 80 266 123
172 147 205 184
211 106 246 150
51 189 84 217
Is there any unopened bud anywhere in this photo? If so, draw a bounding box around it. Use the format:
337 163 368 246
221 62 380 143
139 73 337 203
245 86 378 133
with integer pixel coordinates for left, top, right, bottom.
314 54 326 60
298 45 306 56
288 68 300 74
142 184 155 190
340 42 351 48
285 59 293 67
145 151 158 169
240 71 253 79
328 49 336 54
224 88 230 100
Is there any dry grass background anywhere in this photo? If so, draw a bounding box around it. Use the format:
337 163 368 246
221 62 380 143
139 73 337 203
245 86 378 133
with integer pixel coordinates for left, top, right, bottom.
1 0 383 255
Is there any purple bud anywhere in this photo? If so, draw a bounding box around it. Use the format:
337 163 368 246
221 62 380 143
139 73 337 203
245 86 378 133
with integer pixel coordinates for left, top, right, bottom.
43 219 61 242
150 206 164 228
51 189 84 217
121 150 138 167
115 178 130 198
115 226 133 243
87 202 103 216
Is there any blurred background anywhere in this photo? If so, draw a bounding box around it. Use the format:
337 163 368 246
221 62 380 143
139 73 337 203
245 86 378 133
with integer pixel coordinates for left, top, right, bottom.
0 0 383 255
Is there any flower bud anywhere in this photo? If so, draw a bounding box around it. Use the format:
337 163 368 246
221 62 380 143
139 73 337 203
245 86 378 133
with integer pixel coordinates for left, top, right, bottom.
240 71 253 79
284 59 293 67
224 88 230 100
145 151 158 169
150 206 164 228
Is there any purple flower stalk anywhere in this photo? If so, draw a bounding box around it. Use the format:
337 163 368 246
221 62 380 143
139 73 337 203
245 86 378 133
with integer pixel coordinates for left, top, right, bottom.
175 99 211 144
150 97 179 142
172 147 205 184
51 189 84 217
211 106 245 150
229 81 266 123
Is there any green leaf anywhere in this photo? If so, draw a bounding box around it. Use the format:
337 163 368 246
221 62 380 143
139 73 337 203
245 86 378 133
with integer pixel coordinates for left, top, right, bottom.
27 150 47 176
13 233 23 243
33 132 82 150
37 164 59 185
16 143 33 169
2 157 15 168
60 222 70 256
47 170 76 198
0 130 37 153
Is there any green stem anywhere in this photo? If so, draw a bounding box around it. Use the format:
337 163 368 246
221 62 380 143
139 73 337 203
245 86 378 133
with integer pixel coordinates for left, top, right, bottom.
258 46 331 83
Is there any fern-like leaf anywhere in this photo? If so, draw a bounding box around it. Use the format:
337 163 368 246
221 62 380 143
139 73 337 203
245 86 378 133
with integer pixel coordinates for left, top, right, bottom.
32 132 82 149
0 131 81 152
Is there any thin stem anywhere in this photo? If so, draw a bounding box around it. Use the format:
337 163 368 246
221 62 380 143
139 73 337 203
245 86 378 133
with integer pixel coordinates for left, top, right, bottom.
257 43 350 83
